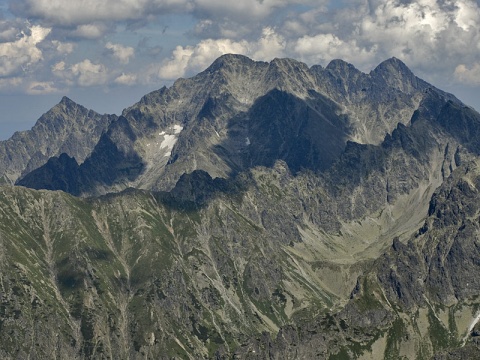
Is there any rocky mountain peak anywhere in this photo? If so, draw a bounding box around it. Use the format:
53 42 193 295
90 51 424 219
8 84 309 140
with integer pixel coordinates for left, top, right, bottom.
59 95 77 106
44 96 94 122
269 57 309 70
15 54 468 194
0 95 116 185
325 58 360 74
320 59 365 99
264 57 316 97
203 53 260 75
373 57 411 75
370 56 428 94
56 96 98 116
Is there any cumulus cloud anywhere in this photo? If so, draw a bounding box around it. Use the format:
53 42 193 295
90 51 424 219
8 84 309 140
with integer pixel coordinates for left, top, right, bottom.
294 34 377 67
105 42 135 64
51 60 66 73
71 23 108 39
51 40 74 54
27 81 58 94
155 27 286 80
0 21 24 42
70 60 107 86
251 27 286 60
155 39 248 80
0 77 23 91
10 0 190 26
0 24 51 76
53 59 108 87
454 63 480 86
11 0 321 27
192 0 320 21
114 73 137 85
282 0 480 76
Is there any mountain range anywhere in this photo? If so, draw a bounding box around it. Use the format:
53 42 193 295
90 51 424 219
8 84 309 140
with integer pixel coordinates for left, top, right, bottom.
0 54 479 359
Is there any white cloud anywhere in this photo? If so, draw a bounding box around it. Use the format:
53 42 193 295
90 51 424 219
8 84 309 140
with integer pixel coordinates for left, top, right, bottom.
27 81 59 94
52 60 73 86
51 40 74 54
53 59 108 87
155 27 286 80
72 23 108 39
272 0 480 78
155 39 249 80
105 42 135 64
52 60 66 73
0 77 23 91
10 0 191 26
0 26 19 42
454 63 480 86
114 73 137 85
251 27 286 61
154 0 480 80
454 0 480 31
0 24 51 76
193 0 289 20
71 60 107 86
11 0 321 26
155 46 194 80
294 34 377 68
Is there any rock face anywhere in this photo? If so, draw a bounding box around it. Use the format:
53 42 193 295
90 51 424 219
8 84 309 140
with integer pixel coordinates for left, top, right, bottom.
0 96 116 185
2 55 480 359
17 55 456 196
233 159 480 359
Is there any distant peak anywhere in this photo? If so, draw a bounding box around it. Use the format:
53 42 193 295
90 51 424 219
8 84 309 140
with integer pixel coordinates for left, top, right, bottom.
370 57 429 94
270 57 304 66
59 96 80 108
205 54 257 73
373 57 413 76
57 96 93 113
268 57 311 75
218 53 252 62
60 96 74 104
325 59 360 74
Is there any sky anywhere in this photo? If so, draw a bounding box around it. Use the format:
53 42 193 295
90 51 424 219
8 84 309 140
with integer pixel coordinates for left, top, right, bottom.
0 0 479 139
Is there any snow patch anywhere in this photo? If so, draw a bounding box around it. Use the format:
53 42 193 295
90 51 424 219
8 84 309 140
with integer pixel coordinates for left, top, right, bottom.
157 124 184 157
462 311 480 347
173 125 183 134
160 134 177 156
143 124 184 161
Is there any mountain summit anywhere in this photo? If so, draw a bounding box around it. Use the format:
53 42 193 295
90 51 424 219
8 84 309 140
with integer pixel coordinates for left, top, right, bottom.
16 55 462 196
0 97 116 185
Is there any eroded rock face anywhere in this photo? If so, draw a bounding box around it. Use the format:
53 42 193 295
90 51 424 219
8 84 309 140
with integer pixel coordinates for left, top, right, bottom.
2 55 480 359
17 55 458 196
232 160 480 359
0 96 116 184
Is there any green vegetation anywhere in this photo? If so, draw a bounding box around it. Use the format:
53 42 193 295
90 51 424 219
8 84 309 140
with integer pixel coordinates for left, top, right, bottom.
427 308 456 349
384 318 406 359
354 277 385 312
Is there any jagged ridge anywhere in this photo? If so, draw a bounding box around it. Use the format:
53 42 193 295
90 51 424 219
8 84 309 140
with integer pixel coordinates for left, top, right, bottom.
2 54 480 359
17 55 462 196
0 96 116 185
